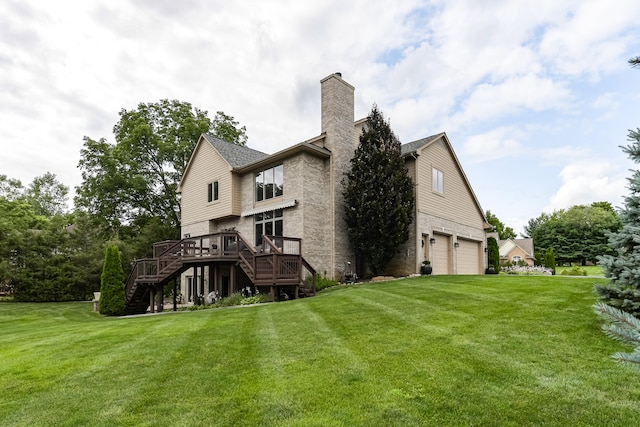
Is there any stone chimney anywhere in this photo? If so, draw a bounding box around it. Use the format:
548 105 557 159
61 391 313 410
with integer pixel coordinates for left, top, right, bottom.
320 73 357 278
321 72 355 152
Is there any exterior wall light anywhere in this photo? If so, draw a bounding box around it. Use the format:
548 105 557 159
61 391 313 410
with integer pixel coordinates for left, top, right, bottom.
430 238 436 244
454 242 459 248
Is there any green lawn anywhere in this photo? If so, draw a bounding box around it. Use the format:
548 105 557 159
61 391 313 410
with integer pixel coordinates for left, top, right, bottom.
1 275 638 426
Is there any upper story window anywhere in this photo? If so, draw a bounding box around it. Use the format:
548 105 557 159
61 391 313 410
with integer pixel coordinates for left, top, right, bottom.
255 164 283 202
432 168 444 194
207 181 219 203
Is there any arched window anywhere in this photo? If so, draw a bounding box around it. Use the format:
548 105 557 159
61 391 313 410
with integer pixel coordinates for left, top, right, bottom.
512 255 522 263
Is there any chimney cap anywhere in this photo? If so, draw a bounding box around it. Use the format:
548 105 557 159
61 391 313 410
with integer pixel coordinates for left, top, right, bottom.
334 72 342 78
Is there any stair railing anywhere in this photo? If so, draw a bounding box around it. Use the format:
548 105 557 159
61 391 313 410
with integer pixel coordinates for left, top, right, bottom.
126 231 316 308
235 232 257 278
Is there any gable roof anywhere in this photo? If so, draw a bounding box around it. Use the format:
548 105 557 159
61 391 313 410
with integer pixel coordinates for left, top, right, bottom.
401 133 443 157
178 134 269 192
203 134 269 168
178 133 332 192
402 132 490 228
498 238 535 259
235 137 331 173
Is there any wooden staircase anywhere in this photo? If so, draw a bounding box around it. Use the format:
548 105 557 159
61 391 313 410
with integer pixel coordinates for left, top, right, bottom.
125 231 316 315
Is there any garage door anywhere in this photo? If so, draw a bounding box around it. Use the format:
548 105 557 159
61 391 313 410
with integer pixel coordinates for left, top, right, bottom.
432 233 451 275
457 239 481 274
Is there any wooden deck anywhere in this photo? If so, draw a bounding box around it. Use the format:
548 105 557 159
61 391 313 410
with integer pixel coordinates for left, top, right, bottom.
124 232 316 315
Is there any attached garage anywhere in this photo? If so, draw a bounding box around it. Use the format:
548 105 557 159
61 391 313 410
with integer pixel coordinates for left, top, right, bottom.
431 233 451 275
456 238 482 274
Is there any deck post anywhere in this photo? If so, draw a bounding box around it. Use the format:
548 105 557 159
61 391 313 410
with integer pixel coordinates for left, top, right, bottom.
199 265 205 296
192 267 198 302
173 279 178 311
157 286 164 313
149 288 155 313
230 266 236 295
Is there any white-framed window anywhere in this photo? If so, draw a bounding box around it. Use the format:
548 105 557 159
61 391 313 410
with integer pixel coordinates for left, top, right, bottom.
512 255 522 263
255 164 283 202
207 181 219 203
432 168 444 194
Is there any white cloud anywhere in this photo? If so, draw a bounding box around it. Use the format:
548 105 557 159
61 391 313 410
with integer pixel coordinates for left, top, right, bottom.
448 75 572 129
592 92 620 121
461 127 524 163
539 0 640 78
545 160 628 212
0 0 639 224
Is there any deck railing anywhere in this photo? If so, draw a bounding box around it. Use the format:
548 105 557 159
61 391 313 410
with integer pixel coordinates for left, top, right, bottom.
126 231 314 302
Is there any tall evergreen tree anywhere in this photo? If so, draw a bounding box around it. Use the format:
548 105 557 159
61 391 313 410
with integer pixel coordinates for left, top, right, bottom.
343 105 414 275
99 244 126 316
543 248 556 275
487 236 500 272
595 129 640 316
593 302 640 371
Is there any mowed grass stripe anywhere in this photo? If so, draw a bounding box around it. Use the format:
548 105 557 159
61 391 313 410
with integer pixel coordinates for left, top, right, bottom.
10 312 221 426
1 276 639 426
307 277 637 426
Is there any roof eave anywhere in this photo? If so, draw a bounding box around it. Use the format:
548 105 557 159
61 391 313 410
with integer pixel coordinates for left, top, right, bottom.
235 139 330 173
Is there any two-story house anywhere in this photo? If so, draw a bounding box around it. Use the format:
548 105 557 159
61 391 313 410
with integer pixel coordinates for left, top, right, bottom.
174 73 490 301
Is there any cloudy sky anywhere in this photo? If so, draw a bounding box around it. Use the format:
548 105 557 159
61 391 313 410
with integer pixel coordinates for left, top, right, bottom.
2 0 640 234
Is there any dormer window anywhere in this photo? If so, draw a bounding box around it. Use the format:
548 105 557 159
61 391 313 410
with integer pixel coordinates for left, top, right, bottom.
255 164 283 201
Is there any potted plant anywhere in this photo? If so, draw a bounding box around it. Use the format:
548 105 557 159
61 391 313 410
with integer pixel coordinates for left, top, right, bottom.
420 260 433 275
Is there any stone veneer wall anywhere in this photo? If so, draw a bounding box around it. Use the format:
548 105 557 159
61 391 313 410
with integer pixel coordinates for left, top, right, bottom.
419 211 486 271
301 152 332 277
386 210 487 277
321 74 358 278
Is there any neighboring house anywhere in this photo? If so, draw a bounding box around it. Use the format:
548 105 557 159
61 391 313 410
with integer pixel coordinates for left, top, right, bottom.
176 73 490 300
488 233 536 266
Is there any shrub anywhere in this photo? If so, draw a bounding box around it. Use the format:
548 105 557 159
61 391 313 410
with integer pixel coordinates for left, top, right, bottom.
544 248 556 275
184 303 207 311
240 294 270 305
99 244 126 316
500 265 553 276
487 237 500 272
560 266 587 276
180 291 270 311
316 274 339 291
215 292 245 308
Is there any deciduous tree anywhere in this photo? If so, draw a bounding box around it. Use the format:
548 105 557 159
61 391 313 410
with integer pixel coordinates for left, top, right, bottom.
486 210 516 240
24 172 69 217
523 203 620 265
343 105 414 275
212 111 248 146
1 174 94 302
75 100 247 244
0 175 24 201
